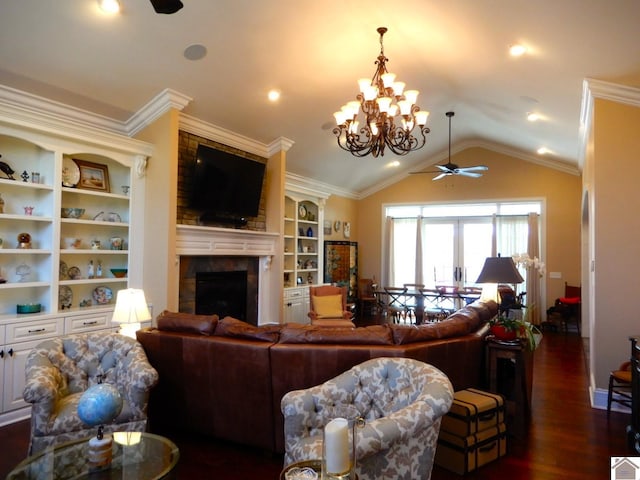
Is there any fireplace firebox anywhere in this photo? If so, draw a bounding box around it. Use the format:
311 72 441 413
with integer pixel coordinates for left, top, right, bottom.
196 271 248 320
179 255 259 325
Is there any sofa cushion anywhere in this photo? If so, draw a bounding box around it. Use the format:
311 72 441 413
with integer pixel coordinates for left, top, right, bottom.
390 323 441 344
156 310 218 335
278 324 393 345
214 316 280 342
312 294 343 318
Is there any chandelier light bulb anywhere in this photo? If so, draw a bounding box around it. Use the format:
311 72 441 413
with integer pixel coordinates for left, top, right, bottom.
332 27 430 157
403 90 419 105
358 78 371 93
392 81 406 96
415 111 430 126
381 72 396 88
377 97 392 113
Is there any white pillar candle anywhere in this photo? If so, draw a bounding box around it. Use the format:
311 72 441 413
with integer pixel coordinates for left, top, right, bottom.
324 417 350 475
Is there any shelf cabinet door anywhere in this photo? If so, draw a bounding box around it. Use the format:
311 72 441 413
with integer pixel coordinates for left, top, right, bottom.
2 337 42 412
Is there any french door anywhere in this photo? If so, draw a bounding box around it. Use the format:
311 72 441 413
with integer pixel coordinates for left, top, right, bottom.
422 217 493 289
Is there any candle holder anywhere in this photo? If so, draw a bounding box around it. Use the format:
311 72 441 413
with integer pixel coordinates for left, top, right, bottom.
321 405 363 479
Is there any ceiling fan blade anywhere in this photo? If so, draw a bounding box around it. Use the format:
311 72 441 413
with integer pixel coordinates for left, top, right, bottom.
458 165 489 172
435 164 454 172
432 172 450 181
457 171 483 178
149 0 183 13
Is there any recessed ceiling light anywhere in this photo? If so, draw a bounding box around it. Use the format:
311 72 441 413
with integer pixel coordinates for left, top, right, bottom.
183 44 207 61
509 44 527 57
388 160 400 167
527 112 540 122
267 90 281 102
537 147 549 155
98 0 120 14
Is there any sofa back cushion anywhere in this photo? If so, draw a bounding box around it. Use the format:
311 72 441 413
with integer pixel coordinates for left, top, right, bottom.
278 324 394 345
156 310 218 336
214 316 281 342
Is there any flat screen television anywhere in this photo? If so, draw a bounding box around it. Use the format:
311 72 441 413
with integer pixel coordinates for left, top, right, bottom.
190 143 266 225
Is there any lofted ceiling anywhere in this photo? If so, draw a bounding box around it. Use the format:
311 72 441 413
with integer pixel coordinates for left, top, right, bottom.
1 1 639 196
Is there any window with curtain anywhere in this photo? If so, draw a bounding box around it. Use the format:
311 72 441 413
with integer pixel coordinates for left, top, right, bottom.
383 202 542 311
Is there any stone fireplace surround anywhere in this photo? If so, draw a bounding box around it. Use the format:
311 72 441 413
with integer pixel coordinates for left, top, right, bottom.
176 225 280 325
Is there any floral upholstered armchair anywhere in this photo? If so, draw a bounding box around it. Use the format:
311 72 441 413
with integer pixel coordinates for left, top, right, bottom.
281 357 453 480
23 332 159 454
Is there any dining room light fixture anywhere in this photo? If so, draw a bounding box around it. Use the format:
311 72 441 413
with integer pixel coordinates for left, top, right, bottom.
333 27 430 158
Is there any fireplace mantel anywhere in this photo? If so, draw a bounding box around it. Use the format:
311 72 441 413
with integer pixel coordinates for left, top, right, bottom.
176 225 281 325
176 225 279 256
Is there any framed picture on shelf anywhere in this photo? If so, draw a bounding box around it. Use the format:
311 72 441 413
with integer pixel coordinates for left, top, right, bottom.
75 159 110 192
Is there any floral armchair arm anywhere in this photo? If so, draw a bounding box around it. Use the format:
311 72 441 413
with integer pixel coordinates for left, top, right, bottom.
114 344 159 417
22 350 68 432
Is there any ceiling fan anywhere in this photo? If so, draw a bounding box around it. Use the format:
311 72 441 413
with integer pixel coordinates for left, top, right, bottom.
149 0 183 14
411 111 488 181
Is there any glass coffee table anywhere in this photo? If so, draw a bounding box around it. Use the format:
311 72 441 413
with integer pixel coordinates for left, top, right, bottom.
7 432 179 479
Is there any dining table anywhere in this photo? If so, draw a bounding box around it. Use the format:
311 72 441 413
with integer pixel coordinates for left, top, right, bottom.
375 287 482 325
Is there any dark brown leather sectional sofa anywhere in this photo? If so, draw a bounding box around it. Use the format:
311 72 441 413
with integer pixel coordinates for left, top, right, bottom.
135 300 497 454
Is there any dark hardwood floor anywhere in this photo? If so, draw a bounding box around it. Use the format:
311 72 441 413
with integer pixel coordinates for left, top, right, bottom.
0 321 631 479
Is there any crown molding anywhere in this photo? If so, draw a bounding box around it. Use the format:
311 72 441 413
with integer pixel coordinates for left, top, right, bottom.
285 172 354 200
127 88 192 136
358 139 580 199
268 137 295 156
0 84 153 156
179 113 275 158
579 78 640 169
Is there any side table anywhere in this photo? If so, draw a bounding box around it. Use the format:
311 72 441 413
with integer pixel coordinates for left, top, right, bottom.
486 338 533 439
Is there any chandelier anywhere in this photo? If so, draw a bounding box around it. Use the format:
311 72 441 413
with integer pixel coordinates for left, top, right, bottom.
333 27 430 158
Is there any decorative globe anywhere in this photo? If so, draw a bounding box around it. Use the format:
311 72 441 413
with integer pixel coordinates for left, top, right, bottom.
77 383 123 427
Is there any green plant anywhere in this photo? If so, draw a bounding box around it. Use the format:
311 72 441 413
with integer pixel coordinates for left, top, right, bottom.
490 315 543 351
489 315 521 331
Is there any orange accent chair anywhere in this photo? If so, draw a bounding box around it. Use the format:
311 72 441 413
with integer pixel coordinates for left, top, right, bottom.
308 285 355 328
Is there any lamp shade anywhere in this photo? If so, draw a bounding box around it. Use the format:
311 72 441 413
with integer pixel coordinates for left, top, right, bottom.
112 288 151 324
475 256 525 284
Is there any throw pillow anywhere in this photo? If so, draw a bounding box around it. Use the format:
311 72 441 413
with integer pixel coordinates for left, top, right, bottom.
313 294 343 318
156 310 219 335
214 316 280 342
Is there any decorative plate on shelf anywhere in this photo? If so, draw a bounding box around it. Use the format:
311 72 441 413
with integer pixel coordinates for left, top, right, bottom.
59 261 68 280
59 286 73 309
93 286 113 305
105 212 122 222
62 158 80 187
68 266 81 280
298 204 307 220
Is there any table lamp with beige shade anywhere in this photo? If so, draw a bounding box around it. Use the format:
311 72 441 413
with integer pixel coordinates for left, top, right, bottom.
112 288 151 338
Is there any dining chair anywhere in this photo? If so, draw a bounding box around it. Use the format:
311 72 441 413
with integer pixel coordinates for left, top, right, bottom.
402 283 425 322
608 361 632 415
383 286 409 323
419 287 449 322
357 278 378 317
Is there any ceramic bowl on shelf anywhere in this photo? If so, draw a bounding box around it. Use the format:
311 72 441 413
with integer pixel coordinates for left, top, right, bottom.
61 208 85 219
110 268 128 278
17 303 41 314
